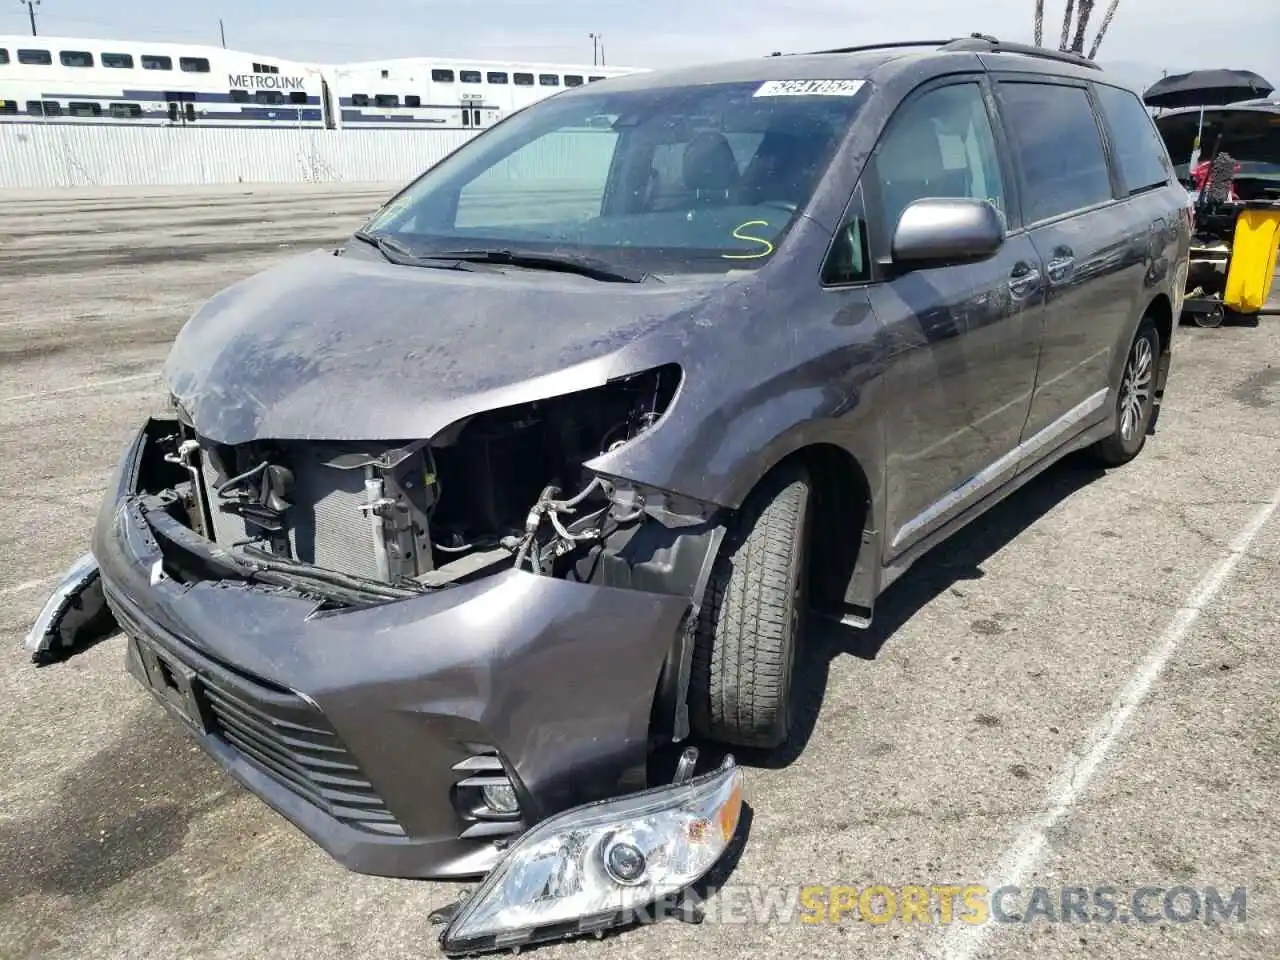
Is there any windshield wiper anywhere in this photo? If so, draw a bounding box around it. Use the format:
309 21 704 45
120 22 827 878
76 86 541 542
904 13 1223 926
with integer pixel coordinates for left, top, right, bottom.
351 230 480 272
430 248 652 283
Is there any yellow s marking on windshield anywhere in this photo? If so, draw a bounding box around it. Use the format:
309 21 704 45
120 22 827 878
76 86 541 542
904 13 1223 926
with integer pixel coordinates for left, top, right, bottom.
722 220 775 260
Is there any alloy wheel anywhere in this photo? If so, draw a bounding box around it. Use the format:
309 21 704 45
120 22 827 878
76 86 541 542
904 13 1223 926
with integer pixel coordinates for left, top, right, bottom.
1119 336 1153 442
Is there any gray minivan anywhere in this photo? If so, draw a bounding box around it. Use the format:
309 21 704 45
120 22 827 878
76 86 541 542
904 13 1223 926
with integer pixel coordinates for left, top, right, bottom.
71 32 1190 950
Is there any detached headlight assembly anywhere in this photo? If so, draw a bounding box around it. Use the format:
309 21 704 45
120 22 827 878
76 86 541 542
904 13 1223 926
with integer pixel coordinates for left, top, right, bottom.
440 755 743 955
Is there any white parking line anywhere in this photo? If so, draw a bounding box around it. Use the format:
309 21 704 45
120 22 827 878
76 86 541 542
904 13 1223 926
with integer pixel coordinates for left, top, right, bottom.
939 481 1280 960
2 372 158 404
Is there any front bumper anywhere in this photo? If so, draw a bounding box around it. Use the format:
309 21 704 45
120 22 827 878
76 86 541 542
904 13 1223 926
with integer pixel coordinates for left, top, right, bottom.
93 421 693 880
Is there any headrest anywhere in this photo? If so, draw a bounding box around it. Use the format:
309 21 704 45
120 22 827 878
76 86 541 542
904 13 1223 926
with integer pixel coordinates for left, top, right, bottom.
682 131 741 194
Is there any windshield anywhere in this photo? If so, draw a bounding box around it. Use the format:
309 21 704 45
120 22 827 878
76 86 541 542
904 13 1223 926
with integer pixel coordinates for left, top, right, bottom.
362 79 868 274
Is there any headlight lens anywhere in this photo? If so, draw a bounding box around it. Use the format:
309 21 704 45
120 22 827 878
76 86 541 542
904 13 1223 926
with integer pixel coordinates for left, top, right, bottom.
442 757 743 953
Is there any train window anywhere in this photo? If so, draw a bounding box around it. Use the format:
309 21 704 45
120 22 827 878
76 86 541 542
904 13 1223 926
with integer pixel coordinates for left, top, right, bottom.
381 69 390 79
102 52 134 68
184 102 196 122
253 62 280 74
462 110 470 127
432 69 455 82
405 95 421 107
60 51 94 67
230 89 250 103
142 54 173 70
514 73 534 86
351 94 370 107
565 75 584 87
27 100 60 116
461 70 482 84
538 74 560 87
589 75 607 82
167 102 178 121
0 100 16 114
375 93 400 108
180 57 211 73
69 101 102 116
255 90 285 104
110 102 142 118
290 91 308 105
18 49 53 66
472 108 481 126
487 72 509 84
0 49 9 66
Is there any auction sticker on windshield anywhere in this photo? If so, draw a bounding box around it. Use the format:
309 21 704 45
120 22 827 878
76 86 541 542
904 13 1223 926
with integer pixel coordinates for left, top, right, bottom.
754 79 866 97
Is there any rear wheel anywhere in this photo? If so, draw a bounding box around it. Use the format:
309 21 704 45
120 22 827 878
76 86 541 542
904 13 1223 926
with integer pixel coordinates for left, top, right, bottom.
1092 318 1160 467
689 463 812 751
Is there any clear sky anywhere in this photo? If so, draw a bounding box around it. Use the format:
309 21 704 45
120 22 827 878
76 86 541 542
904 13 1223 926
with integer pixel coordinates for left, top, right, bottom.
3 0 1276 94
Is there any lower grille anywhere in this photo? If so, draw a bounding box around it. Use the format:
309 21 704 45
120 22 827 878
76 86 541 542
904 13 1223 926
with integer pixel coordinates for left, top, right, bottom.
109 585 404 837
201 678 406 837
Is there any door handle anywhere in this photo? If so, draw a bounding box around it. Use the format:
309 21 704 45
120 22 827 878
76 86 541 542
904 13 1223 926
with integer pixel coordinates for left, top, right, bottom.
1046 255 1076 283
1008 264 1041 299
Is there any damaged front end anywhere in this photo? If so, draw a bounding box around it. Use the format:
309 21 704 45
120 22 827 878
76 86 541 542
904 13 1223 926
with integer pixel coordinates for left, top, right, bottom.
156 362 700 608
72 358 738 919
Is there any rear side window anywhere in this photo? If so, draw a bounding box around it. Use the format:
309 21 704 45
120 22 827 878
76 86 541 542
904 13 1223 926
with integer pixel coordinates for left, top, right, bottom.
998 82 1113 223
1094 84 1172 194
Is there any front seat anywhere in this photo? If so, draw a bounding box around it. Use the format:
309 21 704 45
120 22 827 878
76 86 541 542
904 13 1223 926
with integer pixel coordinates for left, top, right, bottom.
877 116 963 235
681 131 741 206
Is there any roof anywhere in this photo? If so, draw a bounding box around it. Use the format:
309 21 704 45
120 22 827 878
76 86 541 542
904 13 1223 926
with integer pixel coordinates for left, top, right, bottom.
565 35 1105 95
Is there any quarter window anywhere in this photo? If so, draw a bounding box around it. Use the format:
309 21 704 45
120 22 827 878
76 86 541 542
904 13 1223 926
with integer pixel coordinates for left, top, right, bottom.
998 82 1114 222
871 82 1007 242
1094 83 1172 194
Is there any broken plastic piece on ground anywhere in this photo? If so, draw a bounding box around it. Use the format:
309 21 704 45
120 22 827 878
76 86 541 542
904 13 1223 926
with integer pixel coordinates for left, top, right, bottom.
22 552 118 665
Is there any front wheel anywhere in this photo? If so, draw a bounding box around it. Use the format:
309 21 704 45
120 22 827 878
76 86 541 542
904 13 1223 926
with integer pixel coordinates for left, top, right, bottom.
689 462 812 751
1091 318 1160 467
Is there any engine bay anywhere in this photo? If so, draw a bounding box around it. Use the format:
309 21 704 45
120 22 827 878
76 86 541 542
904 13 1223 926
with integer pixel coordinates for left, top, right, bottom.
150 365 682 604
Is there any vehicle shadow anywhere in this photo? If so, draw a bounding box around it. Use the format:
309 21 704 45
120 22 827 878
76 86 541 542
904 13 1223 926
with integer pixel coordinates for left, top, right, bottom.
704 453 1108 772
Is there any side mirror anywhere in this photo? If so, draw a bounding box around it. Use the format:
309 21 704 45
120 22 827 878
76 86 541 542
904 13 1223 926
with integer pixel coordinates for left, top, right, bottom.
890 197 1004 268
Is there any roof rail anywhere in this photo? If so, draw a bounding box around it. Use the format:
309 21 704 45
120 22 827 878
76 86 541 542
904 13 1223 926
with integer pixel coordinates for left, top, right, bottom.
782 33 1102 71
940 34 1102 70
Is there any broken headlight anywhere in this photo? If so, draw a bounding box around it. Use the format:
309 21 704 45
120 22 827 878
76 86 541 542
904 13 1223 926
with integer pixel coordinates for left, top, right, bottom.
440 757 742 954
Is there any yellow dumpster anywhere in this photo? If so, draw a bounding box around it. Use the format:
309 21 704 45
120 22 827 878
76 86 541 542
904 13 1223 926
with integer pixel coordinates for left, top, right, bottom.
1224 204 1280 314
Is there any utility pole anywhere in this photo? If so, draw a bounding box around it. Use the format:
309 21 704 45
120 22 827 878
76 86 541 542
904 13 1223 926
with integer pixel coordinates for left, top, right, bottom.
19 0 40 37
219 17 227 49
589 32 600 67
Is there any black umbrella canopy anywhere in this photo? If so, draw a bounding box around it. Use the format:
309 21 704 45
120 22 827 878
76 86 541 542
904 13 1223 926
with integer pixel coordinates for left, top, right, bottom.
1143 69 1274 109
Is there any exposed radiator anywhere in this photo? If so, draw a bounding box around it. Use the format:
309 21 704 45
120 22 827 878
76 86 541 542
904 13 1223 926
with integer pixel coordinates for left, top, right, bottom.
196 442 431 583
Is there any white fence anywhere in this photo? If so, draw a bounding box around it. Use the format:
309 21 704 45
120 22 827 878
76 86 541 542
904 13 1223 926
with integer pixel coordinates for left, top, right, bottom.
0 125 485 189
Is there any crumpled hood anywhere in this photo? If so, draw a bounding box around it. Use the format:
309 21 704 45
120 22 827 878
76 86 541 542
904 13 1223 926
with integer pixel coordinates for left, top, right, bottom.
165 249 723 444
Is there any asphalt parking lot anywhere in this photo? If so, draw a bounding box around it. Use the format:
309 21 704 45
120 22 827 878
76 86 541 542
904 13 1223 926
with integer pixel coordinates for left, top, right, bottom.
0 184 1277 960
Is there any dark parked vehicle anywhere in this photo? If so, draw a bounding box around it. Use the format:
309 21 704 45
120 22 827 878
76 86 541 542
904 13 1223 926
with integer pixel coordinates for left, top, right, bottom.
75 33 1189 951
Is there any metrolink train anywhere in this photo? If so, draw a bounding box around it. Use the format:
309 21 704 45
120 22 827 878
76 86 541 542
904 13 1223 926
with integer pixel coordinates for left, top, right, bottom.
0 35 645 130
